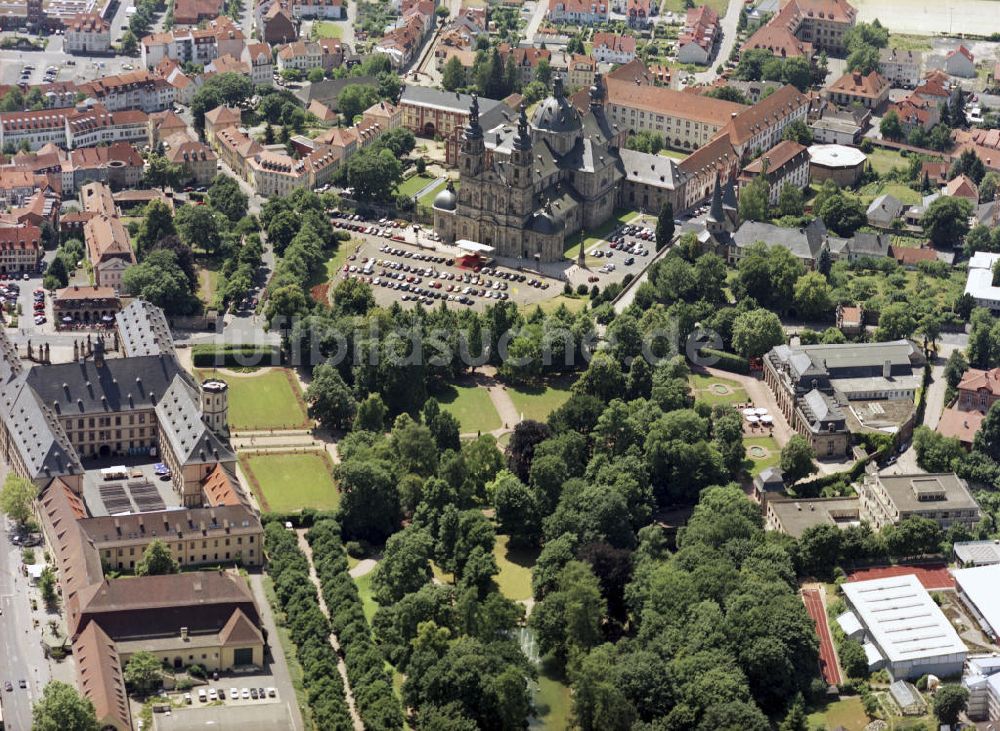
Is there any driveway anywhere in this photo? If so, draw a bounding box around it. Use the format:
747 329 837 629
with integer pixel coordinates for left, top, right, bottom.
246 572 306 731
692 0 744 84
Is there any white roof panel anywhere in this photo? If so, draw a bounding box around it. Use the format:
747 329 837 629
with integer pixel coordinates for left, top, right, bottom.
953 564 1000 634
842 575 967 665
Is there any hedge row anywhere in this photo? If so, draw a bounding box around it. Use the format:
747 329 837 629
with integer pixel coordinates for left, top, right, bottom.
191 344 281 368
263 523 353 731
699 348 750 374
308 519 403 731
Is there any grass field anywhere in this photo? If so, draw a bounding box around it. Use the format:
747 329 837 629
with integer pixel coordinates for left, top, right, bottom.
856 180 921 206
506 375 576 423
494 535 537 601
689 373 749 406
325 239 361 281
531 659 573 730
806 697 868 730
888 33 933 50
196 368 309 431
353 572 378 623
661 0 728 16
311 20 343 38
867 148 910 176
417 179 451 207
396 174 437 198
745 435 781 475
240 452 340 512
436 382 502 433
523 294 589 316
196 256 223 307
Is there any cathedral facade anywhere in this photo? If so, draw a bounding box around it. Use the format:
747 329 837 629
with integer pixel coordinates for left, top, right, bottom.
433 76 623 263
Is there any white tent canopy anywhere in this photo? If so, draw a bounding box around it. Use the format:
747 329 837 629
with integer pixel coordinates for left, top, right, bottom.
456 240 495 254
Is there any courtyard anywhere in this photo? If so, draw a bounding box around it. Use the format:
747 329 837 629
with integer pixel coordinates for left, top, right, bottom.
196 369 310 432
239 451 340 513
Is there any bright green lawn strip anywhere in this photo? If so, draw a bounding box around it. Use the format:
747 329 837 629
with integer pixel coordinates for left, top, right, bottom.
745 435 781 475
311 20 343 38
242 452 340 512
396 174 436 198
436 382 502 433
506 375 576 423
493 535 537 601
196 368 308 430
353 571 378 624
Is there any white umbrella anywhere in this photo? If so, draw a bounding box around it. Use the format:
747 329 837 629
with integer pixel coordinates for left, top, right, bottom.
760 415 773 424
754 407 769 416
747 415 760 423
742 408 756 417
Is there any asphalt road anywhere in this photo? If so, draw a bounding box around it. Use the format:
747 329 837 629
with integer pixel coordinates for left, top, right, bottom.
0 466 52 731
692 0 745 85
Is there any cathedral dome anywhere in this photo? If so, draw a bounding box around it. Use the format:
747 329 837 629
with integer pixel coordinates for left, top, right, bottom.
530 95 581 134
433 184 457 211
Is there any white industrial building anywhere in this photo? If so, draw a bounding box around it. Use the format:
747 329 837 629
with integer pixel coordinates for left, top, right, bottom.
954 540 1000 567
965 251 1000 314
964 655 1000 721
841 575 968 680
953 564 1000 642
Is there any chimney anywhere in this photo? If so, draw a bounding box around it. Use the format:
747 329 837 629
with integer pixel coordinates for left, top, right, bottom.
883 359 891 378
180 627 189 640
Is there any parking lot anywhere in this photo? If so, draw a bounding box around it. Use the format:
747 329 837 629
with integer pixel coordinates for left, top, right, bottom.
330 213 655 311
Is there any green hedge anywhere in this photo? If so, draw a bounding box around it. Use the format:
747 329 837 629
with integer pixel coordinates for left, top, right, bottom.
698 348 750 375
191 344 281 367
308 520 403 731
264 523 353 731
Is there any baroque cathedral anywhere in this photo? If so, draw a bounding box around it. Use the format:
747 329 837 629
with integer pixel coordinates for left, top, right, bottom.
432 75 624 263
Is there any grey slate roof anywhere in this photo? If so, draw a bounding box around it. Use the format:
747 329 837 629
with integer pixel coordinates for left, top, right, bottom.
800 388 846 430
24 354 190 417
116 300 175 357
294 76 378 108
733 218 828 261
400 86 507 118
155 376 235 467
1 378 83 482
866 194 903 226
617 148 685 188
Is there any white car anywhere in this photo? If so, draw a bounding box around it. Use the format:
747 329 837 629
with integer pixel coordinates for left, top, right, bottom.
208 689 217 701
241 688 250 699
230 688 239 700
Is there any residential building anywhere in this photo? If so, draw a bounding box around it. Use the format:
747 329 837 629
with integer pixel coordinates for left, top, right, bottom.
738 139 808 205
64 12 110 53
566 54 597 92
77 71 175 113
61 143 144 193
591 32 636 64
276 40 322 71
503 46 552 85
173 0 225 25
836 303 865 336
84 213 134 292
677 5 719 65
810 105 869 144
742 0 856 58
866 193 903 228
0 223 42 276
626 0 651 28
956 367 1000 413
242 42 274 86
204 104 242 140
0 169 38 208
858 471 982 531
879 48 922 88
362 100 402 131
164 135 218 185
246 145 339 196
718 83 810 158
546 0 609 25
255 0 344 25
213 126 262 180
373 5 432 68
945 173 979 203
965 251 1000 313
841 575 967 680
141 19 246 69
887 95 940 135
764 496 860 537
0 104 148 153
945 44 976 78
259 4 297 44
147 109 191 146
826 70 890 111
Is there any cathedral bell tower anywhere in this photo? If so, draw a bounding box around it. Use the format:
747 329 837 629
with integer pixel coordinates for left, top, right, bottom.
461 93 485 177
509 103 534 218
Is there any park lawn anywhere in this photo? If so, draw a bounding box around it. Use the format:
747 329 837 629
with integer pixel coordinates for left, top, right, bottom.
240 452 340 512
524 294 589 316
436 382 502 434
311 20 343 38
506 375 576 423
867 148 910 176
531 659 573 730
689 373 749 406
417 179 448 207
196 368 309 431
745 435 781 475
806 697 868 730
661 0 727 15
353 572 379 623
856 180 921 206
196 259 222 307
494 535 537 601
396 174 436 198
889 33 932 50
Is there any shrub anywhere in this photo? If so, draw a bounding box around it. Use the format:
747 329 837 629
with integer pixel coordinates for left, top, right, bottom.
191 344 281 368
